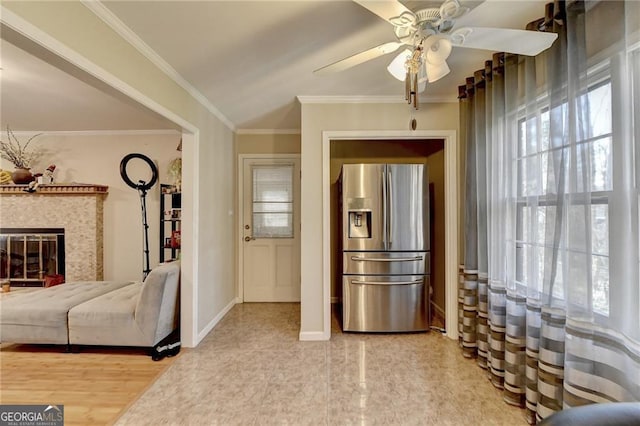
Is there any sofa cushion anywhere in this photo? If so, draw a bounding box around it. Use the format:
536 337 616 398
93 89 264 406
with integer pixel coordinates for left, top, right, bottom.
69 262 180 347
0 280 136 344
68 283 145 346
136 262 180 344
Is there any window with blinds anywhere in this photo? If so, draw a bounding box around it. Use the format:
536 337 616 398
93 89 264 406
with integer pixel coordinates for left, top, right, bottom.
252 164 294 238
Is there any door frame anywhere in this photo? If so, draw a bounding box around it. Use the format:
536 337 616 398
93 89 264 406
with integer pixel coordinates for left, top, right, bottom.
321 130 458 340
237 154 301 302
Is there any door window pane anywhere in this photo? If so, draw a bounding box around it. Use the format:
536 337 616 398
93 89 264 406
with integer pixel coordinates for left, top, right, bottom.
252 165 294 238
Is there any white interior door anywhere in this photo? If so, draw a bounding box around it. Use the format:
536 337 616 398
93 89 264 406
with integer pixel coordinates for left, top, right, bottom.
241 157 300 302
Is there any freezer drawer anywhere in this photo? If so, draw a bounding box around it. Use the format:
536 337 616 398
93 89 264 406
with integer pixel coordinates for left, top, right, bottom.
343 251 429 276
342 275 430 332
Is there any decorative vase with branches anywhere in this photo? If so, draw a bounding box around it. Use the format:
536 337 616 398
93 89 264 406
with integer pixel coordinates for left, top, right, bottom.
0 126 43 184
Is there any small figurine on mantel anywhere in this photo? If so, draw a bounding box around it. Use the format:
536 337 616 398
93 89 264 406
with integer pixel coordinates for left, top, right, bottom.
44 164 56 184
23 180 39 193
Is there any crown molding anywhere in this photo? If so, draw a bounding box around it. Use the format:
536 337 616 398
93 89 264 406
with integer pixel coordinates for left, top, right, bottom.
297 95 403 104
81 1 236 132
297 95 457 104
9 129 181 137
236 129 301 135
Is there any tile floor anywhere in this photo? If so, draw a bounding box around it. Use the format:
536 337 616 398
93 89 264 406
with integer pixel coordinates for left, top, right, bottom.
116 303 527 425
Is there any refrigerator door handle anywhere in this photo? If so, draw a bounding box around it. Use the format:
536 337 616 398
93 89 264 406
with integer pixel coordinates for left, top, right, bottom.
352 279 423 286
387 169 393 248
382 167 387 248
350 255 424 262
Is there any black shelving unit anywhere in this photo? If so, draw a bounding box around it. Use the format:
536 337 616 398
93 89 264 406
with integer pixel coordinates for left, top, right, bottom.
160 184 181 262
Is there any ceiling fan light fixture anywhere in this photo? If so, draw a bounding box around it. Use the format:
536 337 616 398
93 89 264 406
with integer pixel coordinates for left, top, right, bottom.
320 0 560 111
426 61 450 83
417 63 428 93
425 36 452 65
418 77 427 93
387 49 412 81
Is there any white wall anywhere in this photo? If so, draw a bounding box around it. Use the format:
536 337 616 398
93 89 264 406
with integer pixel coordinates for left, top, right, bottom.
0 132 181 281
299 101 459 337
236 133 301 155
196 120 235 332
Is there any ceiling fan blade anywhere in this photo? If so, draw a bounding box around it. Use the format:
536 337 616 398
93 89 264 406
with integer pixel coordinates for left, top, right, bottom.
452 27 558 56
314 41 403 74
354 0 416 27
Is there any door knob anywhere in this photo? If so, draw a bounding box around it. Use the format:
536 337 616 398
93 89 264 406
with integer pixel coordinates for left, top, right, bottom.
244 236 254 242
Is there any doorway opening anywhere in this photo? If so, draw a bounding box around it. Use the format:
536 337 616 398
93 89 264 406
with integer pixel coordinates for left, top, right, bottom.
2 18 200 346
329 139 446 331
320 130 458 341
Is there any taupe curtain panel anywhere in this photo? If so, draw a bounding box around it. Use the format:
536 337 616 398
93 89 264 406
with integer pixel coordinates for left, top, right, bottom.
458 1 640 423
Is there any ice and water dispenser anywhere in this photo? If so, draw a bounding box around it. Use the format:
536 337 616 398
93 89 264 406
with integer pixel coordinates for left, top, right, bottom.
348 210 371 239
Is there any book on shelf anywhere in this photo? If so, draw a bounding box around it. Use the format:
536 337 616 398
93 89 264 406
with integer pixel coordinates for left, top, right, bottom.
162 185 180 194
164 208 181 220
170 230 181 249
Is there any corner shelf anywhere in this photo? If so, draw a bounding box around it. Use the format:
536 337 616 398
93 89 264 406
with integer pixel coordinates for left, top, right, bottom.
160 184 181 262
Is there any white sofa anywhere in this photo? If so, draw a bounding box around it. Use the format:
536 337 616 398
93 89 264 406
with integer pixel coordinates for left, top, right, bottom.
0 262 180 351
0 280 135 344
68 262 180 347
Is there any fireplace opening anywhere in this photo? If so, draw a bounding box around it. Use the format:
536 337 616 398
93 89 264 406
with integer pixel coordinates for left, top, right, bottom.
0 228 65 287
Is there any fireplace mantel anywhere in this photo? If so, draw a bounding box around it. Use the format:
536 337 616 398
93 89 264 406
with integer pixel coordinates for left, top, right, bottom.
0 183 108 195
0 184 108 282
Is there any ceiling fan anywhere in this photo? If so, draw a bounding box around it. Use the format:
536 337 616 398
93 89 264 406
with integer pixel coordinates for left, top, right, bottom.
315 0 557 107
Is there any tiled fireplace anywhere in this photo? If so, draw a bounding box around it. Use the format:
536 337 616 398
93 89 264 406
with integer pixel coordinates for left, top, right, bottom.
0 184 108 284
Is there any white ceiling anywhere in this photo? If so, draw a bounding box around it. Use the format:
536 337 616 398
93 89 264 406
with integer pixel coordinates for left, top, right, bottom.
1 1 550 132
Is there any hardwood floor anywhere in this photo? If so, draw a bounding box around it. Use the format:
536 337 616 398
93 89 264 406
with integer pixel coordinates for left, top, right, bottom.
0 344 177 425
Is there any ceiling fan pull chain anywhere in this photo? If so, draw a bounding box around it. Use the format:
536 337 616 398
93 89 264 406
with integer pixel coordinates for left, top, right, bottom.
413 73 419 110
405 71 411 102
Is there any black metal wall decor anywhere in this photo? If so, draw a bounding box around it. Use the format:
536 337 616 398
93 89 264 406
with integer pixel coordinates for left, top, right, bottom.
120 153 158 279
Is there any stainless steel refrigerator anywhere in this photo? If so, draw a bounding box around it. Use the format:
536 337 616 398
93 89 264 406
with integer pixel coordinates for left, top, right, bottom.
340 163 430 332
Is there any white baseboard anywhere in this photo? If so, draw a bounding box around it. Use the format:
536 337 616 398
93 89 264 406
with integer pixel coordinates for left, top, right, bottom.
299 330 330 341
196 298 236 344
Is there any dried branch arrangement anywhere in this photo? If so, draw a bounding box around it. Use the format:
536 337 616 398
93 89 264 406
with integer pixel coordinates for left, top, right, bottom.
0 126 42 169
